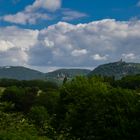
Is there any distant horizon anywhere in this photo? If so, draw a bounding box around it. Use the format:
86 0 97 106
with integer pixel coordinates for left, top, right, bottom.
0 59 139 73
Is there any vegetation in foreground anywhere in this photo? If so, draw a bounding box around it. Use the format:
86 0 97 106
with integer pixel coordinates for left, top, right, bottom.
0 75 140 140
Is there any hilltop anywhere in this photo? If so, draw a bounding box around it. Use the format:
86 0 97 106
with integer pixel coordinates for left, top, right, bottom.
0 66 44 80
88 60 140 79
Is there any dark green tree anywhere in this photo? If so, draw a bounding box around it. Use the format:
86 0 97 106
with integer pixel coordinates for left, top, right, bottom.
55 76 140 140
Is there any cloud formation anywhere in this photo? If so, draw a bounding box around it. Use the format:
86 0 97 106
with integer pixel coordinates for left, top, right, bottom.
1 0 87 25
25 0 61 12
2 0 61 25
0 26 38 65
0 19 140 71
3 12 50 25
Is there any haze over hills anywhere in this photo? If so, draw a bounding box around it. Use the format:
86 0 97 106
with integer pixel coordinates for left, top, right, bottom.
88 60 140 79
0 66 91 80
1 61 140 80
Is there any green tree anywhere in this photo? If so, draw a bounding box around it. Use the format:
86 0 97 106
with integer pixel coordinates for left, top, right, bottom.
36 91 59 115
55 76 140 140
1 86 24 103
28 106 49 127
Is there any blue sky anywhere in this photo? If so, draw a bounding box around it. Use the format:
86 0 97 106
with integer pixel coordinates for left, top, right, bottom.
0 0 140 28
0 0 140 72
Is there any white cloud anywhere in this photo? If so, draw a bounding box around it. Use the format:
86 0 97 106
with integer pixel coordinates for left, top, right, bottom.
44 37 54 48
0 26 38 65
71 49 88 57
3 12 50 25
29 19 140 67
1 0 88 25
62 9 88 21
122 53 136 60
3 12 28 25
1 19 140 71
91 54 108 61
1 0 61 25
0 26 39 49
0 40 15 51
26 0 61 12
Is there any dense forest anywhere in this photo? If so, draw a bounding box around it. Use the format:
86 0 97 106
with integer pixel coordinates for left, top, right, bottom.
0 75 140 140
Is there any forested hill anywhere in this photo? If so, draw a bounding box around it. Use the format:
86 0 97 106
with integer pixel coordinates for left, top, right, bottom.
2 61 140 80
88 60 140 79
46 69 91 78
0 66 91 80
0 66 45 80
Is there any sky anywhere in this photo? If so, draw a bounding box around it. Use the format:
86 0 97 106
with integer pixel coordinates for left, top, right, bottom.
0 0 140 72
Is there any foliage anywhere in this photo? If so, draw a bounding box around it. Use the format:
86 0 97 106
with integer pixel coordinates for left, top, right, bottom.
0 75 140 139
55 76 140 139
0 111 51 140
1 86 37 112
0 79 58 90
28 106 49 127
115 74 140 90
35 91 59 115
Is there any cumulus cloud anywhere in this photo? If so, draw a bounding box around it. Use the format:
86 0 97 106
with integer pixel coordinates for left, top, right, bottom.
25 0 61 12
1 0 88 25
1 0 61 25
1 19 140 71
28 19 140 68
0 26 38 65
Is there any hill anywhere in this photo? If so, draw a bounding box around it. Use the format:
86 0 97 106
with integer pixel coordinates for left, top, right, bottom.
88 60 140 79
0 66 91 81
46 69 91 79
0 66 45 80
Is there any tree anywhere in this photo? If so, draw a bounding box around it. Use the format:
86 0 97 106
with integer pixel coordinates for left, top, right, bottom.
36 91 59 115
54 76 140 139
28 106 49 127
1 86 24 103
